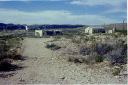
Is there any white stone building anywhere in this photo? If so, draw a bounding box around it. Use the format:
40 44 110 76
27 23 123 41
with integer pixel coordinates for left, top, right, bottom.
85 26 105 34
106 27 116 33
85 27 93 34
35 30 43 37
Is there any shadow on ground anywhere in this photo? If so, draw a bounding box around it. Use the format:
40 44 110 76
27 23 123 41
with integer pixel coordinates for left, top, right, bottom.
0 62 23 72
12 55 27 61
0 56 27 78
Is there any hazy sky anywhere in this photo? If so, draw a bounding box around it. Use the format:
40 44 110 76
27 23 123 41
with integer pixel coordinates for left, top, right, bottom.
0 0 127 25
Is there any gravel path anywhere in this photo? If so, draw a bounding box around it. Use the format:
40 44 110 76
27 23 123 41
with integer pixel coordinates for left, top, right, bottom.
0 38 126 84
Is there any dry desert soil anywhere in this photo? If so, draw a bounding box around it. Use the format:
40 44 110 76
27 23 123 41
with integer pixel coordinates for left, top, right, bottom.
0 38 127 84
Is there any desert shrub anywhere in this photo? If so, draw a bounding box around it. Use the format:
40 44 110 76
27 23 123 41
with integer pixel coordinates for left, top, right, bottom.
53 36 61 41
68 55 93 64
85 52 98 64
83 36 89 42
78 44 104 64
68 56 82 63
95 43 113 55
121 44 127 56
68 52 99 64
79 43 112 56
107 40 127 65
0 40 10 60
89 36 96 41
71 38 81 44
95 55 104 62
63 33 74 39
112 33 119 38
7 47 25 60
79 47 92 56
7 38 21 48
0 35 24 71
116 30 127 35
107 48 127 65
54 36 61 40
69 40 126 65
112 66 121 76
116 39 126 48
46 43 61 50
63 33 127 65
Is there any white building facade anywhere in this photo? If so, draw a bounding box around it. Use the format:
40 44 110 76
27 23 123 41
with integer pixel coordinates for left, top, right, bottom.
85 26 105 34
35 30 43 37
106 27 116 33
85 27 93 34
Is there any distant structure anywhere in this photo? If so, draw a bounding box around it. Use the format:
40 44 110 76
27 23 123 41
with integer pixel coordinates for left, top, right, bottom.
35 29 63 37
123 19 125 30
35 30 43 37
112 24 116 32
25 26 28 31
85 26 105 34
106 23 127 31
106 29 113 33
44 29 63 36
106 24 116 33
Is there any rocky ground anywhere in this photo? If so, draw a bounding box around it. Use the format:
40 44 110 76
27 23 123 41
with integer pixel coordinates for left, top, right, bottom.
0 38 127 84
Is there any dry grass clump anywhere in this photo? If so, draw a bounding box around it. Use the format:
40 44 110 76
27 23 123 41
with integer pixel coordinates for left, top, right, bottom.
0 35 24 72
49 32 127 76
112 66 122 76
46 43 61 50
61 33 127 66
59 33 127 76
66 43 105 64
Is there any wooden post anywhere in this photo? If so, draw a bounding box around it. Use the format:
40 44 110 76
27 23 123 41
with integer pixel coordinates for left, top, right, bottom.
123 19 125 31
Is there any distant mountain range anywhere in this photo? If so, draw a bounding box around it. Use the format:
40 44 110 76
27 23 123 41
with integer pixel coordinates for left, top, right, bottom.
0 23 85 30
0 23 127 30
28 24 85 30
0 23 25 30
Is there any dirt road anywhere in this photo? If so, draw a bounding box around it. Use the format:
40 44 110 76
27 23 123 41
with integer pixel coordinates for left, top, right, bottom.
0 38 126 84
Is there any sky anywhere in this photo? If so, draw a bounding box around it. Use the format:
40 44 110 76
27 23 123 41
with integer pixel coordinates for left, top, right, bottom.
0 0 127 25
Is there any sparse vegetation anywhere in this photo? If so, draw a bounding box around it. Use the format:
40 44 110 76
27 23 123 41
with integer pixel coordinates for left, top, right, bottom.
95 55 104 62
116 30 127 35
54 31 127 66
46 43 61 50
53 36 62 41
112 66 122 76
0 35 24 71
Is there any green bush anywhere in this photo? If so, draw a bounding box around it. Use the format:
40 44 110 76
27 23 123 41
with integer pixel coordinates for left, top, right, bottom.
71 38 81 44
53 36 61 41
112 67 121 76
95 56 104 62
46 43 61 50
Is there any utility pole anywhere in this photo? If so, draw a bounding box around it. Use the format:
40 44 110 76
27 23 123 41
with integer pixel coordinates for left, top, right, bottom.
123 19 125 31
103 23 105 28
114 24 116 32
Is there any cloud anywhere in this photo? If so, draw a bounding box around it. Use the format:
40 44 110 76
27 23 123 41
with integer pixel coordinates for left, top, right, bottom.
0 8 119 25
104 8 126 14
0 0 61 1
70 0 126 6
70 0 126 15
